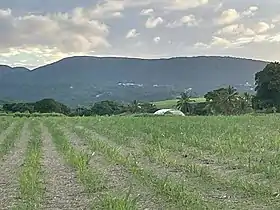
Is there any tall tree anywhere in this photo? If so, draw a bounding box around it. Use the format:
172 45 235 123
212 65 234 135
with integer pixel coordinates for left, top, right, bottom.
34 98 70 114
91 100 126 116
204 86 240 115
255 62 280 110
128 100 141 113
176 92 195 114
235 92 253 114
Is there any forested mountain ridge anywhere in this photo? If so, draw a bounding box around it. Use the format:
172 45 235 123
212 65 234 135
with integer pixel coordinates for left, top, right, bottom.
0 56 267 106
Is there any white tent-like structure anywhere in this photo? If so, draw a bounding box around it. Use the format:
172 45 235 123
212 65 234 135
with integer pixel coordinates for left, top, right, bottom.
154 109 185 116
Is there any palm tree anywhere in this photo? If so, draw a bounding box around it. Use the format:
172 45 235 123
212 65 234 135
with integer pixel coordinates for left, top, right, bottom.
216 86 238 114
223 86 239 114
176 92 195 114
243 92 252 105
204 86 239 115
129 100 141 113
221 86 238 102
237 92 253 114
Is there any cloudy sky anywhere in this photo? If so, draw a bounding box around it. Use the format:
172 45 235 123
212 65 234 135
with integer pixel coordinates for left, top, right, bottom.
1 0 280 68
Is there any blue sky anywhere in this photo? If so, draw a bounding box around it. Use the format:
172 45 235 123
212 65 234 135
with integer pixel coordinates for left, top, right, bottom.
0 0 280 68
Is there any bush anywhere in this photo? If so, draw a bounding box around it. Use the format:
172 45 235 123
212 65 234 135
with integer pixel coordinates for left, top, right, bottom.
91 100 126 116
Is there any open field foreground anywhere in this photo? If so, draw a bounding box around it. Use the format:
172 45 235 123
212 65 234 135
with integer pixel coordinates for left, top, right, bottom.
1 115 280 209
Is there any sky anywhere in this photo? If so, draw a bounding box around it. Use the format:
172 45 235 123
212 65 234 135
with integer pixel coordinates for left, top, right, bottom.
0 0 280 68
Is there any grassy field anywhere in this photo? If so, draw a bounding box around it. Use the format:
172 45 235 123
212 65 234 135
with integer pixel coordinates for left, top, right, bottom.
1 115 280 209
153 97 206 109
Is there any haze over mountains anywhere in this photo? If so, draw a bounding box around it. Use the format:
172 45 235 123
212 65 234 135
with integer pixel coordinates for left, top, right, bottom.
0 56 267 106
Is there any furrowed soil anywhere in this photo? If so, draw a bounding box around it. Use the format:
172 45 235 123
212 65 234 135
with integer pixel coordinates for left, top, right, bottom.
41 124 91 209
0 121 29 210
60 124 168 210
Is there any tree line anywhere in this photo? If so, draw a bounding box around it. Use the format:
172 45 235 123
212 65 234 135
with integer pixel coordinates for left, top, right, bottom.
176 62 280 115
176 86 253 115
1 62 280 116
0 98 158 116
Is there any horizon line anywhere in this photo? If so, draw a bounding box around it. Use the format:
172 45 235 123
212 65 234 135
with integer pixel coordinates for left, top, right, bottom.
2 54 272 70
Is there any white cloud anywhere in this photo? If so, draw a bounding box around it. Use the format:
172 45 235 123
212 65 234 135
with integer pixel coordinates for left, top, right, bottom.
166 14 199 28
0 8 110 53
242 6 258 17
181 15 199 25
140 8 154 16
1 46 92 68
164 0 209 11
0 8 11 16
112 11 123 17
91 0 125 15
233 35 268 45
268 34 280 42
194 42 209 49
153 36 160 43
194 36 234 49
80 2 122 19
145 16 164 28
2 0 280 67
231 33 280 45
216 24 255 36
195 35 262 50
216 21 275 37
211 36 232 47
254 22 275 34
216 9 240 25
87 0 151 19
195 29 276 51
126 28 139 38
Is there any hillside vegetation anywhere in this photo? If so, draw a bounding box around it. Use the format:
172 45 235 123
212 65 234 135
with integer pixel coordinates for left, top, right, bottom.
0 56 265 106
2 61 280 117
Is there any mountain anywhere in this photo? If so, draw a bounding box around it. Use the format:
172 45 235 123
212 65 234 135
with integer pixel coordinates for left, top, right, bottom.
0 56 267 106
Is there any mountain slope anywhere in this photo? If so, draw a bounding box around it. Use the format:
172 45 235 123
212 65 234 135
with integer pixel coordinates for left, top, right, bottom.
0 56 267 106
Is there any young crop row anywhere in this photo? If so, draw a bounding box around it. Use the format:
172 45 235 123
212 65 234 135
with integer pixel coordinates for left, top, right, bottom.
0 117 17 142
0 117 13 132
67 116 280 208
15 120 44 209
0 120 24 159
44 119 140 209
75 116 280 179
4 115 278 209
69 122 217 209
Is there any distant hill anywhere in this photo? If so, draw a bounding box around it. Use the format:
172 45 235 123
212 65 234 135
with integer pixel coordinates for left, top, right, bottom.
0 56 267 106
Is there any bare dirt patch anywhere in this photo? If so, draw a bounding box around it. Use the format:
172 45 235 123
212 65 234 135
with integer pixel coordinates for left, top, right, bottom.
0 121 29 210
41 124 91 210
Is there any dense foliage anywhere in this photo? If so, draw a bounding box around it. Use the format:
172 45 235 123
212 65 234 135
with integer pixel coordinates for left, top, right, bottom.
254 62 280 111
3 99 70 115
2 98 159 116
203 86 253 115
174 62 280 115
91 100 126 116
